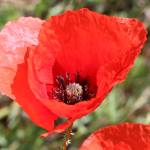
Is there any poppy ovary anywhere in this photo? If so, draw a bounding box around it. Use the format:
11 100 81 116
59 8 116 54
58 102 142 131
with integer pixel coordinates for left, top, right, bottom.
66 83 83 103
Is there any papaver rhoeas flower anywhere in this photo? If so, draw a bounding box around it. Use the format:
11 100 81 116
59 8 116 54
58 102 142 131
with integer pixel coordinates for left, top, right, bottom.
80 123 150 150
0 8 147 136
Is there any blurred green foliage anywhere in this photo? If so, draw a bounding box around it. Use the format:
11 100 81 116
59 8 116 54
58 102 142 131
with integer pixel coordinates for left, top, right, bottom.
0 0 150 150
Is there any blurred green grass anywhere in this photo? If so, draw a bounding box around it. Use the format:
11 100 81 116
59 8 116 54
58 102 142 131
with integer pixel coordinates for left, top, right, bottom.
0 0 150 150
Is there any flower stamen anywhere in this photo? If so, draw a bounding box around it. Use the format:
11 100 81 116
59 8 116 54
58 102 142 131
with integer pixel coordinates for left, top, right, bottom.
52 72 96 105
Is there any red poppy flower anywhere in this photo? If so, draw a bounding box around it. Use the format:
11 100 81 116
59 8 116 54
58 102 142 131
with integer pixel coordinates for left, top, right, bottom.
80 123 150 150
0 8 147 136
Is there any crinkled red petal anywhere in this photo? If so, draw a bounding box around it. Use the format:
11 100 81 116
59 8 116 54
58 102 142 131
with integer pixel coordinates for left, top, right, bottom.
29 8 147 119
0 17 43 98
80 123 150 150
11 52 58 131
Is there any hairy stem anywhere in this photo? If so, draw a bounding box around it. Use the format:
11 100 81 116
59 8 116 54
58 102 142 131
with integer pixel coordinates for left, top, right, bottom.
63 123 73 150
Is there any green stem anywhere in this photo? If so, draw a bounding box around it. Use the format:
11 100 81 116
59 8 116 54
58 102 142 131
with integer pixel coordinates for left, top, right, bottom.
63 123 73 150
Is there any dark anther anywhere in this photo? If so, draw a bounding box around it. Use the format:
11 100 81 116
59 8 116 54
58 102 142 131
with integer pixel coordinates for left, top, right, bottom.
56 76 66 90
75 72 80 83
66 72 70 85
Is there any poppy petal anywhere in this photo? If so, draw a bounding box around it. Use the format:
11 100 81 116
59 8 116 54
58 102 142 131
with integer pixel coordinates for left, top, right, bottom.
11 52 58 131
40 118 74 138
96 17 147 99
47 9 146 78
80 123 150 150
0 17 43 98
29 9 147 120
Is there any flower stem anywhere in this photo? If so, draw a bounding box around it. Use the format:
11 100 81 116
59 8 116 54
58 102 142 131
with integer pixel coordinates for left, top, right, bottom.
63 123 73 150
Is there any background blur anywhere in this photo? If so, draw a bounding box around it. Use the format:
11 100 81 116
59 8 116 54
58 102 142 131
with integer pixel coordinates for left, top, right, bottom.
0 0 150 150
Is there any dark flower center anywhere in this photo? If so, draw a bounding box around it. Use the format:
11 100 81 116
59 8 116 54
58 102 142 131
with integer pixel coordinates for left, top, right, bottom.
51 72 97 105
